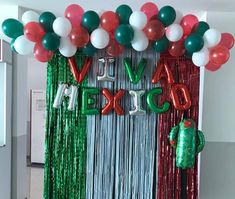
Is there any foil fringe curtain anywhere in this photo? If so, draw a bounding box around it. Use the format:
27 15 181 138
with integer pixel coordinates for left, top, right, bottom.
44 52 87 199
44 51 199 199
157 55 200 199
86 49 158 199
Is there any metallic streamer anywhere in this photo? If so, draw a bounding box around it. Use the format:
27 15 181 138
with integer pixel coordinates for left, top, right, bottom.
156 56 200 199
86 49 158 199
44 52 87 199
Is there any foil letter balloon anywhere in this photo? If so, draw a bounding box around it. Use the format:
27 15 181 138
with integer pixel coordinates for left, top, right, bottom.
97 57 116 81
129 90 146 115
53 84 78 110
169 119 205 169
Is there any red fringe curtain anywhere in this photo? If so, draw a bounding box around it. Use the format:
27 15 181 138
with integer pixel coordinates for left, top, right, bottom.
157 55 200 199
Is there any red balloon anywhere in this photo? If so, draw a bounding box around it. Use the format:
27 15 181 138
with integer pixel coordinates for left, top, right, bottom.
69 26 89 48
144 19 165 41
24 22 45 42
106 39 124 57
209 45 230 65
180 14 199 36
168 40 185 57
218 33 234 49
65 4 84 27
205 61 222 72
34 43 53 62
141 2 159 21
101 11 119 32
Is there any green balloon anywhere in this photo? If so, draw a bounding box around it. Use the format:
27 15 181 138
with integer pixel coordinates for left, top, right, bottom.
2 18 23 38
125 43 132 49
115 24 134 45
82 42 97 56
185 33 204 54
42 33 60 51
116 4 133 24
147 88 170 113
82 10 100 32
185 50 192 59
39 11 56 32
152 36 169 53
10 38 18 53
158 6 176 27
81 87 99 115
193 21 210 36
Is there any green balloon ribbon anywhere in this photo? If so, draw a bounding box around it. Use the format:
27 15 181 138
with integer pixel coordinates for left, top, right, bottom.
2 18 23 38
39 11 56 32
82 11 100 33
116 4 133 24
169 119 205 169
81 87 99 115
147 88 170 113
158 5 176 27
44 52 87 199
123 57 147 84
152 35 170 53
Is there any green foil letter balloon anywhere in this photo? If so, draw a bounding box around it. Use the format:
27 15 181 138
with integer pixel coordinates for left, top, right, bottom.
169 119 205 169
81 87 99 115
147 87 170 113
123 57 147 84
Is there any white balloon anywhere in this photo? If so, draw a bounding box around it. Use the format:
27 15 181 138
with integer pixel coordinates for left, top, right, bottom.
90 28 109 49
22 10 39 25
53 17 72 37
166 24 183 42
129 11 147 30
203 29 221 48
14 35 34 55
59 37 77 57
131 29 149 51
192 47 209 67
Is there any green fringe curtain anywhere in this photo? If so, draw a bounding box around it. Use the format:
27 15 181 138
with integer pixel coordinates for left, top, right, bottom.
44 52 87 199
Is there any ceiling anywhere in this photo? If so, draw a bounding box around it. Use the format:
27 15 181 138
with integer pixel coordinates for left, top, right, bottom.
1 0 235 16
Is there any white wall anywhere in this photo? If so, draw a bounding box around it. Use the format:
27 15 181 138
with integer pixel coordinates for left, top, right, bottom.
200 11 235 199
27 57 46 157
202 11 235 142
0 5 19 42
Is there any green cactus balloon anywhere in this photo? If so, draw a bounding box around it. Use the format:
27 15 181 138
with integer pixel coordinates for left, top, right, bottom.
169 118 205 169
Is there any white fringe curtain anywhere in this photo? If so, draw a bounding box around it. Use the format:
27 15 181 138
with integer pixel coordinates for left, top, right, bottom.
86 50 159 199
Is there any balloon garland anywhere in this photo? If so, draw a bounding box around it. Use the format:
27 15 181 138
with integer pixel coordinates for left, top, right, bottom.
1 2 234 72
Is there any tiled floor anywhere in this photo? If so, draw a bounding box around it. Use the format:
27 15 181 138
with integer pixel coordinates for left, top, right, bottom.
28 167 44 199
